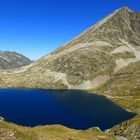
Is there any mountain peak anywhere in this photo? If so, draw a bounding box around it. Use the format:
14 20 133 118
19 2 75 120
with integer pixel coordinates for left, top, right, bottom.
116 6 133 13
0 6 140 92
59 7 136 49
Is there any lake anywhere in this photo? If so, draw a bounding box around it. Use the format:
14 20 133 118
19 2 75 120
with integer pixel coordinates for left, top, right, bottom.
0 89 135 130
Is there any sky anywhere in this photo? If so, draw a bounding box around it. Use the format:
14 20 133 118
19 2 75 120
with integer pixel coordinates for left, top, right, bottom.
0 0 140 60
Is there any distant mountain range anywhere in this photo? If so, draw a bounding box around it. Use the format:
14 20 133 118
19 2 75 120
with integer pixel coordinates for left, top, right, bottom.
0 51 32 69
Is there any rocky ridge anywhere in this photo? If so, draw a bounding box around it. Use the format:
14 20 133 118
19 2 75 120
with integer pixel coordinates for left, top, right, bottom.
0 51 32 69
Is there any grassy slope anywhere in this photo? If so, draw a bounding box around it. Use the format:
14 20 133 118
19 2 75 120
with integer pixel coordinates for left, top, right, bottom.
89 61 140 140
0 120 116 140
90 61 140 114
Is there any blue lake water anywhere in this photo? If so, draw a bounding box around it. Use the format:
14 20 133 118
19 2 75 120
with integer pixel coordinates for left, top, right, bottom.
0 89 135 130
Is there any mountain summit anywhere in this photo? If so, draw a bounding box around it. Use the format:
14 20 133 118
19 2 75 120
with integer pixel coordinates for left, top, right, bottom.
0 7 140 96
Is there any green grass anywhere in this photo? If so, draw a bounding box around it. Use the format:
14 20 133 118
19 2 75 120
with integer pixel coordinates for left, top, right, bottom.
0 120 117 140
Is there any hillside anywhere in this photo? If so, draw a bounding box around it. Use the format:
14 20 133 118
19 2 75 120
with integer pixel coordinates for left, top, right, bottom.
0 119 118 140
0 51 32 69
0 7 139 93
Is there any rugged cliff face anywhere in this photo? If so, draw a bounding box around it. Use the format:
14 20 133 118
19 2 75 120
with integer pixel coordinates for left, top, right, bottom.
0 7 139 94
0 51 32 69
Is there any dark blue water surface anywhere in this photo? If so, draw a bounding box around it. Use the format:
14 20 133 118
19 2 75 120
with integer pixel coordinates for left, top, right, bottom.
0 89 135 130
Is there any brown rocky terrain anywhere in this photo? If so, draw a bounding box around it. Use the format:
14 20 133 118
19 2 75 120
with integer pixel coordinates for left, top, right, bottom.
0 51 32 69
0 7 139 92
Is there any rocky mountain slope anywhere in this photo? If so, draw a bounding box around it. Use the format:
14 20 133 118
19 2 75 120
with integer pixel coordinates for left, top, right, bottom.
109 115 140 140
0 7 139 92
0 51 32 69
